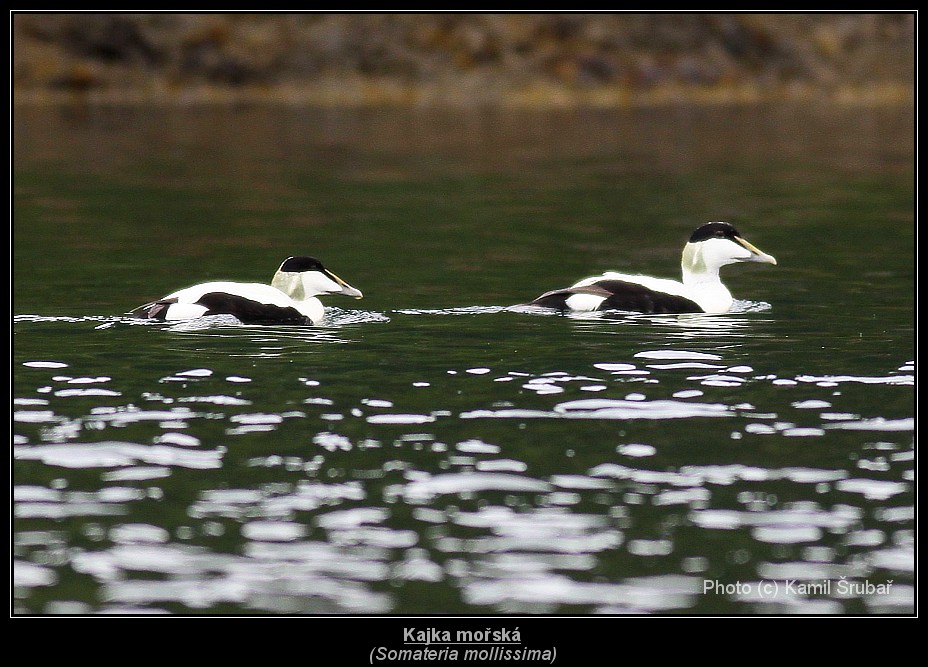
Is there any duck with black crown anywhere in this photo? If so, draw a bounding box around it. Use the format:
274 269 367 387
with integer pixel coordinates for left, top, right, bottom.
530 222 777 315
131 256 363 325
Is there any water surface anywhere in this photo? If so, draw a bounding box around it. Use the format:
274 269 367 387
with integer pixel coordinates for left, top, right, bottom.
12 103 914 615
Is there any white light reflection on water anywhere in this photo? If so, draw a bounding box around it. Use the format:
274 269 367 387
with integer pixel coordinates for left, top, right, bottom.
689 503 862 533
462 573 703 614
14 485 138 519
461 397 734 421
448 505 622 554
554 398 733 420
58 539 395 613
13 309 914 615
387 472 552 504
13 441 225 470
824 418 914 432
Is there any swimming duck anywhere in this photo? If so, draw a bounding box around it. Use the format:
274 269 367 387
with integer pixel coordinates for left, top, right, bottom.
530 222 777 314
130 256 363 325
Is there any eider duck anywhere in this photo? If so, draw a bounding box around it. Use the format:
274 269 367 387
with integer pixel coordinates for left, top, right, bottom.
130 256 363 325
530 222 776 315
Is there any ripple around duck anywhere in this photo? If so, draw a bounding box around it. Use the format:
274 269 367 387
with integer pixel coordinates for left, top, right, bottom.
159 308 390 341
393 306 515 316
392 304 774 337
16 312 391 350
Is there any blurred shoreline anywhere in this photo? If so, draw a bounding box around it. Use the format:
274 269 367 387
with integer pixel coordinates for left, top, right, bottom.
12 79 914 109
12 13 915 109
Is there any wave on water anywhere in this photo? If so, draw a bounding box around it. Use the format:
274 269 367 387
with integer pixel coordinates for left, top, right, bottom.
393 300 772 318
14 309 391 331
392 305 516 316
16 300 769 329
460 397 735 421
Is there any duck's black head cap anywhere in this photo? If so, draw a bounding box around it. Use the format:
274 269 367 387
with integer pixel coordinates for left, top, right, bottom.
689 222 741 243
279 256 325 272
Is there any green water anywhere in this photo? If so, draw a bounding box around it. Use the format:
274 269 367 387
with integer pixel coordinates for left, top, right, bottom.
13 103 914 616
